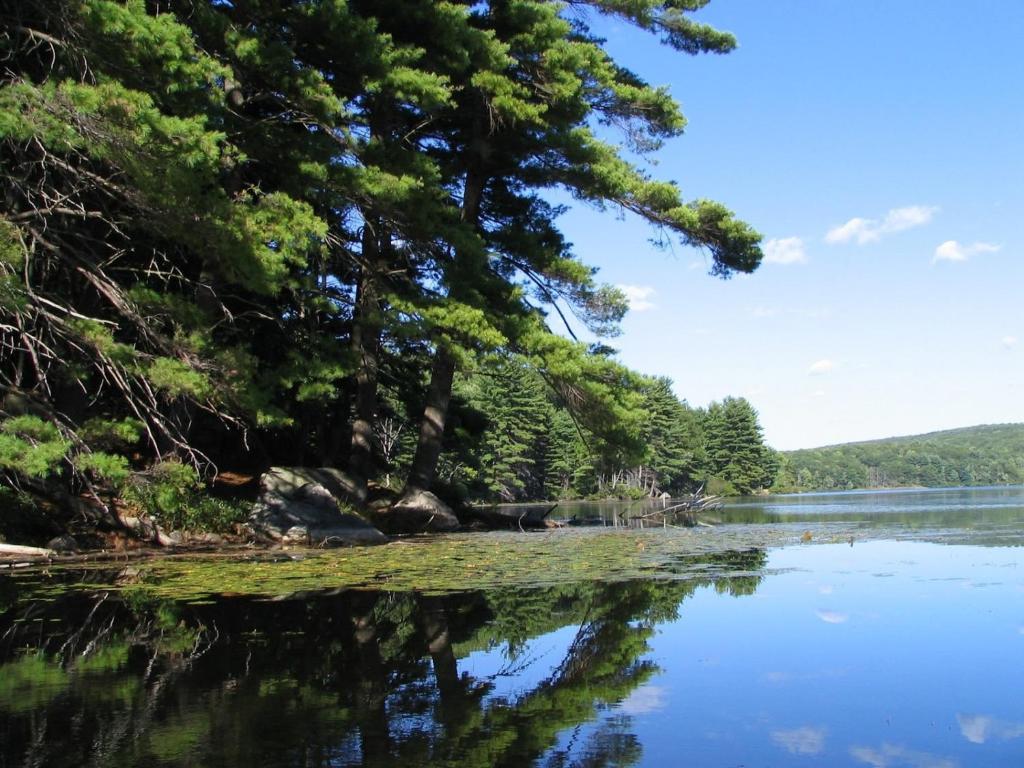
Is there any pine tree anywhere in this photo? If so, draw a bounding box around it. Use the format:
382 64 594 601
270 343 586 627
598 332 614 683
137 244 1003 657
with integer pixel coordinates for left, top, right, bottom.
636 377 705 495
1 0 327 492
457 361 552 501
701 397 776 494
397 0 764 505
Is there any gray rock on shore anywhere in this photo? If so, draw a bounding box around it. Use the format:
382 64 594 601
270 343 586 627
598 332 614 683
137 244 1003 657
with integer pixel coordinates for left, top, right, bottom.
375 489 460 534
250 467 387 546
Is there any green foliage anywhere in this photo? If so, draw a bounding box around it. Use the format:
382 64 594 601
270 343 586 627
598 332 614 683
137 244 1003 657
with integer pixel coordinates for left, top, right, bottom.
0 416 70 479
434 366 773 502
122 462 248 533
145 357 211 399
782 424 1024 491
701 397 777 495
456 360 553 500
0 653 69 714
79 418 144 448
73 452 132 485
0 0 761 530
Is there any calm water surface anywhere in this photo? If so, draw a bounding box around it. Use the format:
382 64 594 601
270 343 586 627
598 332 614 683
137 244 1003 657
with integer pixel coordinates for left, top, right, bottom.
2 487 1023 767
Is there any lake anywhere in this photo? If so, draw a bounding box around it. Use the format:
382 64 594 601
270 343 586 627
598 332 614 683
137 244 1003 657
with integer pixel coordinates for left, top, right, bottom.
2 486 1023 767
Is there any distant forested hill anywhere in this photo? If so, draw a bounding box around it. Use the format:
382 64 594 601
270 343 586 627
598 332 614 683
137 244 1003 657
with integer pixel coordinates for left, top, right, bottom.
775 424 1024 491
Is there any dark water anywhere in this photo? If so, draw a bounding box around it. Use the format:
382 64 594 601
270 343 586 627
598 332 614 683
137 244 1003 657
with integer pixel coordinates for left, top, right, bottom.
2 487 1023 767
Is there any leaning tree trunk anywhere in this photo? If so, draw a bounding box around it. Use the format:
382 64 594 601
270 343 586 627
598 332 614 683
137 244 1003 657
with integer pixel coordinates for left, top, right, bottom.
399 156 487 500
402 347 456 495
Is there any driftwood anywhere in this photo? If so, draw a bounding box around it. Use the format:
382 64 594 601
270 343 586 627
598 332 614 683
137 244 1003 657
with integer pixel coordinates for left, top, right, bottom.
470 503 558 531
0 542 55 557
575 488 724 529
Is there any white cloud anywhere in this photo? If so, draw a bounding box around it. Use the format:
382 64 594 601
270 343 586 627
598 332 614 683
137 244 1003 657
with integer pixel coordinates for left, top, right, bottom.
826 205 938 245
808 359 836 376
616 284 656 312
933 240 1000 262
1002 336 1018 349
850 743 956 768
816 610 848 624
764 236 808 265
772 726 826 755
957 713 1024 744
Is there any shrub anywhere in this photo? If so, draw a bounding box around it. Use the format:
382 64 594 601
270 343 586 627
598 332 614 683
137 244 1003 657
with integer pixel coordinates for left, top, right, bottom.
122 461 248 533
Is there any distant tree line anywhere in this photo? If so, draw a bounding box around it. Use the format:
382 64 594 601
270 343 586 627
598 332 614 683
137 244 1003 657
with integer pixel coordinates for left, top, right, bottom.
774 424 1024 492
390 359 780 503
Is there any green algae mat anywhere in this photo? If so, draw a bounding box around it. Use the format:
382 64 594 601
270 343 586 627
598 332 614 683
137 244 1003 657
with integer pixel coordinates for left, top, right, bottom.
4 525 878 604
8 518 1017 605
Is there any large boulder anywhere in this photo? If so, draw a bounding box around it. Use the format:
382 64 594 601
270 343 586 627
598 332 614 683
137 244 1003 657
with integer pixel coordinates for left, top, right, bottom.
259 467 363 505
250 467 386 547
375 490 461 534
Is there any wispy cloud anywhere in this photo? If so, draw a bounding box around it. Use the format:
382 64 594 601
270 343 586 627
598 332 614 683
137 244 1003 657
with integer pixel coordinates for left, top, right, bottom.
850 743 957 768
808 359 836 376
772 726 827 755
1002 335 1018 350
816 610 848 624
764 236 808 265
933 240 1001 262
826 205 938 245
957 713 1024 744
749 306 832 320
616 284 656 312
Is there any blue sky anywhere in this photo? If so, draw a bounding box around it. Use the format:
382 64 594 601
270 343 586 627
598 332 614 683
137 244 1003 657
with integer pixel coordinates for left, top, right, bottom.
554 0 1024 450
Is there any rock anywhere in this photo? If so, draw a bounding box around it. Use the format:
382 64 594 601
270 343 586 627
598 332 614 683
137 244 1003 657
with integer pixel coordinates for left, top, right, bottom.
283 525 310 544
163 530 184 546
260 467 362 506
294 482 338 511
46 535 79 553
250 469 387 547
376 490 460 534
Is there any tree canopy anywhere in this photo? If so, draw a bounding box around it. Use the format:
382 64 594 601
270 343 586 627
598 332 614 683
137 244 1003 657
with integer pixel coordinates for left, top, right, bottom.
0 0 766 531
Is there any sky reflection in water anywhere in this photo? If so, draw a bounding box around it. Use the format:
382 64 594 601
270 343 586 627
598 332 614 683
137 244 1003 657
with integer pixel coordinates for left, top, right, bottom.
604 541 1024 767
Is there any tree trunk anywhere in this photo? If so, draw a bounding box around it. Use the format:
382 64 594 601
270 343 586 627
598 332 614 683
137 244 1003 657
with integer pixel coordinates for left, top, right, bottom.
347 223 384 503
400 159 487 498
403 347 456 494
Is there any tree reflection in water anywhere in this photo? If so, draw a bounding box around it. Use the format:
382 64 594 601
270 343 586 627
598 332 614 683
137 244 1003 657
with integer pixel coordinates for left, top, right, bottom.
0 550 766 767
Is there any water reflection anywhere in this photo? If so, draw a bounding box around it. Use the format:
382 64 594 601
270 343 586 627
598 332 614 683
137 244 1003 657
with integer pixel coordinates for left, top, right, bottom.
956 713 1024 745
512 485 1024 539
720 485 1024 527
0 552 766 767
4 538 1024 766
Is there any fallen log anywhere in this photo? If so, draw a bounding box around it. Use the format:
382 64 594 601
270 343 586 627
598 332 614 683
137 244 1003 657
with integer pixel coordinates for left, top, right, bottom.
0 542 55 558
470 503 558 531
